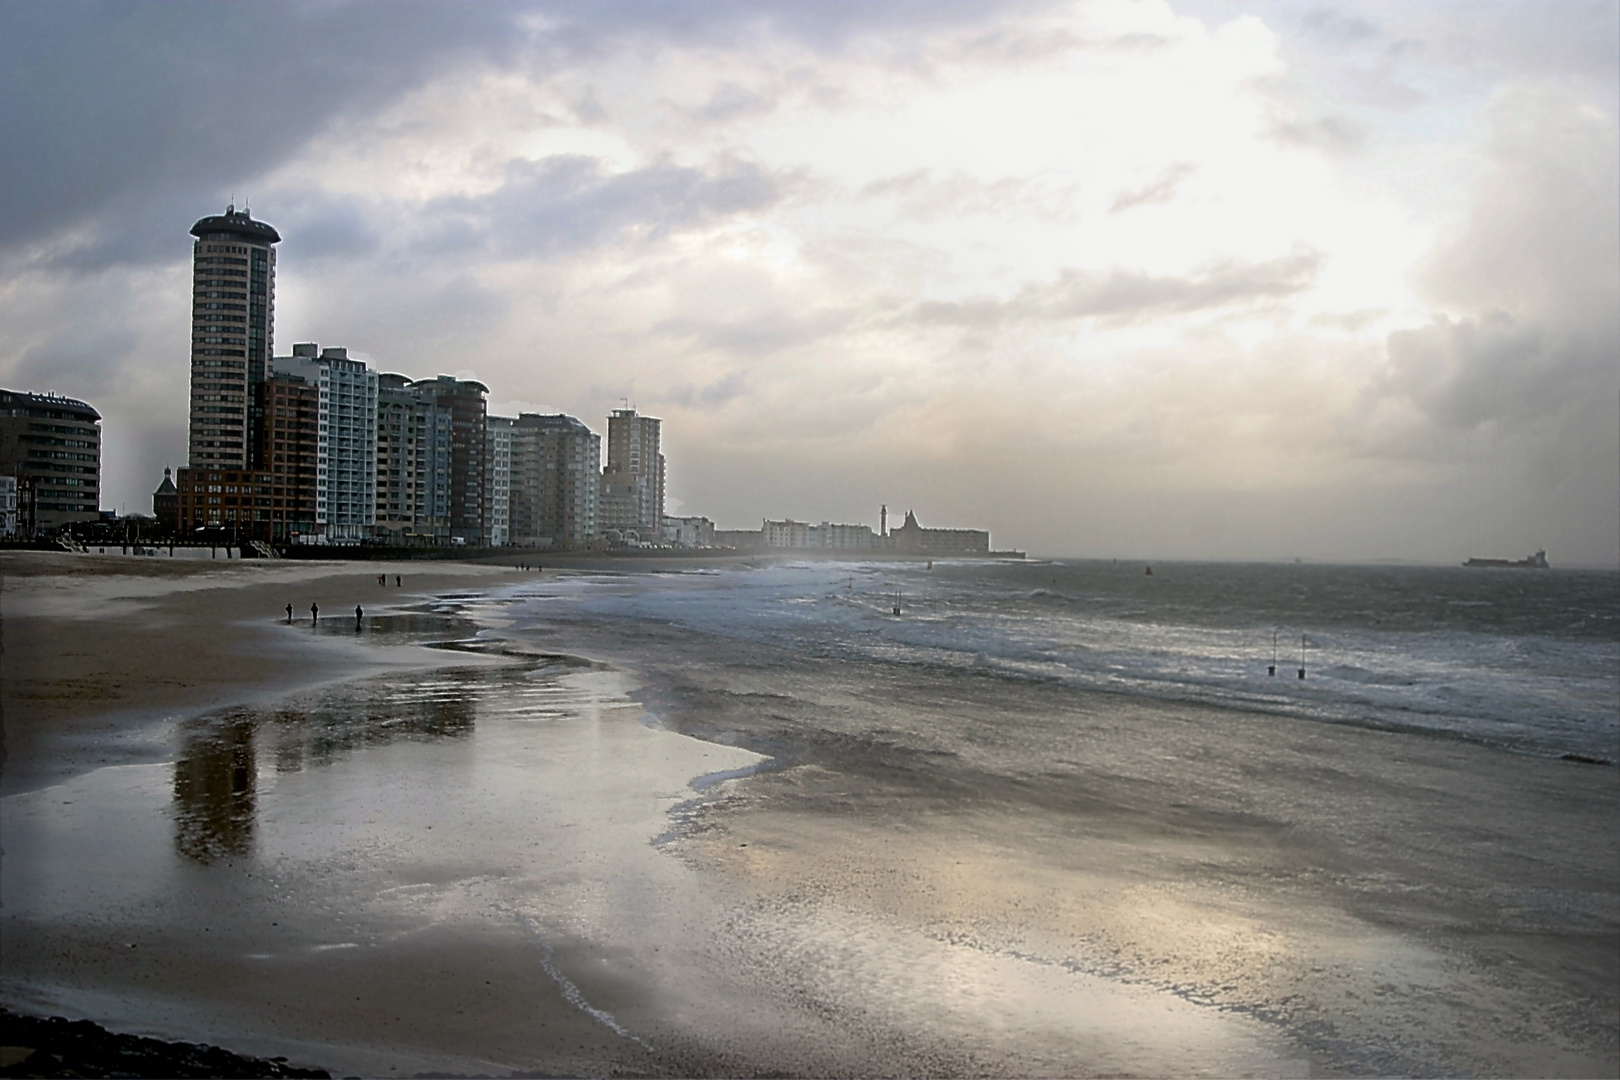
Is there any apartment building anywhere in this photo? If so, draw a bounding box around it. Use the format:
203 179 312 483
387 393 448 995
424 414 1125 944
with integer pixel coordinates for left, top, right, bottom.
485 415 513 546
186 205 278 471
599 407 663 539
410 376 487 545
0 389 102 533
273 345 377 543
510 413 599 548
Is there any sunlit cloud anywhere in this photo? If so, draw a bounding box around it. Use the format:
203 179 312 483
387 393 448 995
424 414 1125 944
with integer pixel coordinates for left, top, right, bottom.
1 0 1615 562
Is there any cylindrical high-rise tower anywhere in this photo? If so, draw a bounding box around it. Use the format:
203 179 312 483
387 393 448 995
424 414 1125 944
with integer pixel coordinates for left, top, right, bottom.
186 205 279 470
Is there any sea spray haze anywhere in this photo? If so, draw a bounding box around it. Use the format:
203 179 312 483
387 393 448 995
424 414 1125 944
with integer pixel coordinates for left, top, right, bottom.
499 559 1620 763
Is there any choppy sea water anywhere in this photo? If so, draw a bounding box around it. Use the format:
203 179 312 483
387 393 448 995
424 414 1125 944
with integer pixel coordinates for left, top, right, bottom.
490 558 1620 763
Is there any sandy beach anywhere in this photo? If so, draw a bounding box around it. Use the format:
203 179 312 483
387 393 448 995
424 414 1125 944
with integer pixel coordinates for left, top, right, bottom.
2 552 1615 1078
0 552 535 796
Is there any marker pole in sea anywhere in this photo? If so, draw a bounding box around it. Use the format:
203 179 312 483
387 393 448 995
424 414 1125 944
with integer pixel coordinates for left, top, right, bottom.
1298 633 1307 680
1269 628 1277 677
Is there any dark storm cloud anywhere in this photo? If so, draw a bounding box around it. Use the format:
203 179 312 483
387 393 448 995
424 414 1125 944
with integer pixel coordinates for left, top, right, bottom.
1385 313 1609 431
911 247 1323 329
1 0 1048 271
8 323 140 398
420 155 785 257
0 1 531 262
272 193 384 264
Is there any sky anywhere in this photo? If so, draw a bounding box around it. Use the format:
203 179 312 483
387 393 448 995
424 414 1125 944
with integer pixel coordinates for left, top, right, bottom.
2 0 1616 564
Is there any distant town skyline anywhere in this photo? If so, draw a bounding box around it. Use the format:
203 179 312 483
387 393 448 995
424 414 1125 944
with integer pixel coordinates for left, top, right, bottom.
2 1 1616 563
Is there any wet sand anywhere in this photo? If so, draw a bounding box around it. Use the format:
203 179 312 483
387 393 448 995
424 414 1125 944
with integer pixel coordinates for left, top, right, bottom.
0 552 528 796
524 592 1620 1077
3 553 1615 1077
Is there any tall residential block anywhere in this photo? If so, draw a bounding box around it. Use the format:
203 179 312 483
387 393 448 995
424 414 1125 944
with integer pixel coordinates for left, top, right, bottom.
0 389 101 534
261 369 319 541
273 345 377 543
375 374 424 543
410 376 487 545
187 206 279 471
485 415 513 547
599 407 663 539
511 413 599 548
414 393 453 543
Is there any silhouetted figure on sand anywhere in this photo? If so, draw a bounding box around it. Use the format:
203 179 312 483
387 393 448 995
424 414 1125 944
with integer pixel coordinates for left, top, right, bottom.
310 602 319 624
285 603 293 623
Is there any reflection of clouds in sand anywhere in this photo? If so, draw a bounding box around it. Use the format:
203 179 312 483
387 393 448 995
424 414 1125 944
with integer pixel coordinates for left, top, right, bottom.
3 649 765 1074
685 793 1613 1078
715 894 1298 1077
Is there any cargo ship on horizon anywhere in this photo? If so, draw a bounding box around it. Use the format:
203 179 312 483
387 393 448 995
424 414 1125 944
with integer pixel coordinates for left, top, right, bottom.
1464 549 1550 569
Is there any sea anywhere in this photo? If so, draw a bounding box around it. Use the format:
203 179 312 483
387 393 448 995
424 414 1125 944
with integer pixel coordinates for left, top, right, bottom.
490 557 1620 765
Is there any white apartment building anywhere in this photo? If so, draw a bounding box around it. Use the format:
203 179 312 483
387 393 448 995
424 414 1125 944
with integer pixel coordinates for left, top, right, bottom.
272 344 377 543
763 518 812 548
818 522 876 549
761 519 876 549
485 415 512 547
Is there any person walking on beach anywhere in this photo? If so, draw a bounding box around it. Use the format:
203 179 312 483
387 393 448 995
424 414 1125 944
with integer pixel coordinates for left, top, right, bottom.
285 603 293 623
310 602 319 624
378 573 386 586
355 604 363 630
395 574 401 587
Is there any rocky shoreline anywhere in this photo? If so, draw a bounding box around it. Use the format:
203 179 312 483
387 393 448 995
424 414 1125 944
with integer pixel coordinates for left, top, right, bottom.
0 1009 330 1078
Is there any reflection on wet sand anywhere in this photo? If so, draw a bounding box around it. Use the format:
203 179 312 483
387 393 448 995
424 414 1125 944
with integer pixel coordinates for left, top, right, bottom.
173 712 256 863
171 646 590 864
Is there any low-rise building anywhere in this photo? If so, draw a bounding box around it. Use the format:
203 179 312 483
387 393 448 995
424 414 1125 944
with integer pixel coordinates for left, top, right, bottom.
662 515 715 548
0 475 17 536
175 466 297 539
713 528 764 551
152 468 178 535
763 518 812 548
889 510 989 555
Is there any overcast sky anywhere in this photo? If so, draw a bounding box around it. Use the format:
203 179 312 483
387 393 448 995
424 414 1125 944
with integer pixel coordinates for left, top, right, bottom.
3 0 1616 563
